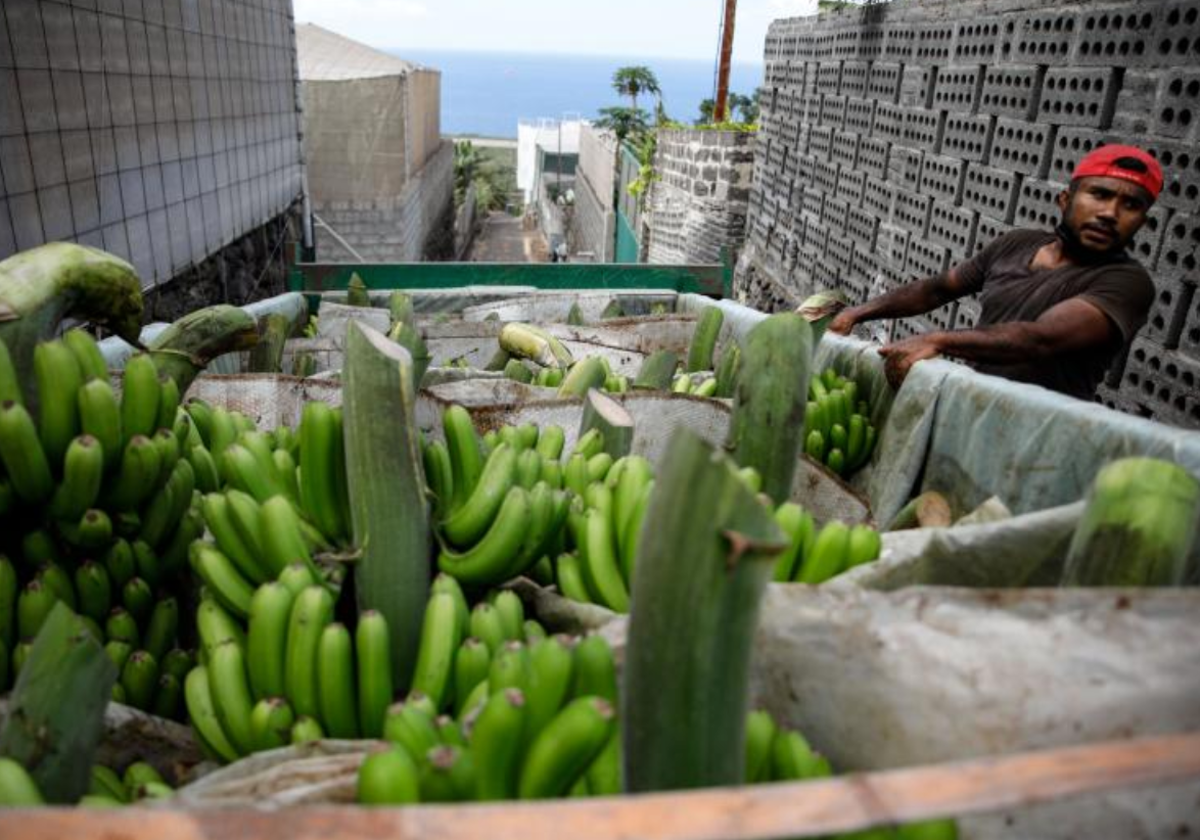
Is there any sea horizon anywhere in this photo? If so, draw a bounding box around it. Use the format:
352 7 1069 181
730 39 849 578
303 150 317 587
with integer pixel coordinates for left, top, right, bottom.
391 48 764 140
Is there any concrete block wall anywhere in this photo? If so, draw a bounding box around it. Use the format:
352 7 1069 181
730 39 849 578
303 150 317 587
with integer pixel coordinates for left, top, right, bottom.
560 124 615 261
0 0 304 291
738 0 1200 427
645 128 755 265
314 138 453 262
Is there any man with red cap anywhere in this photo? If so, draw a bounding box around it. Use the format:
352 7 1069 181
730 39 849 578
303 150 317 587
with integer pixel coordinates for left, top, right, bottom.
828 144 1163 400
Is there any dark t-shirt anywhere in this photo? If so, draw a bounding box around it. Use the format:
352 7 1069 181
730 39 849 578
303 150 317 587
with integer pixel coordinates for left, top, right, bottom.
954 229 1154 400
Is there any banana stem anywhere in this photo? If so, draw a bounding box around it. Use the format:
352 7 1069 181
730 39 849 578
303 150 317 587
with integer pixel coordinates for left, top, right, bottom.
147 305 258 393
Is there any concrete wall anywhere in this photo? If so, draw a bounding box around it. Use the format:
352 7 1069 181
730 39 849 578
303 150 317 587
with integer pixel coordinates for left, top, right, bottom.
570 124 617 261
405 69 442 177
739 0 1200 427
645 129 755 265
314 138 454 262
0 0 304 291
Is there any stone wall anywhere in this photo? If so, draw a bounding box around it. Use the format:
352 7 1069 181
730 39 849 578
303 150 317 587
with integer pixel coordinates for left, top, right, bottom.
645 129 755 265
313 138 454 262
0 0 304 289
739 0 1200 427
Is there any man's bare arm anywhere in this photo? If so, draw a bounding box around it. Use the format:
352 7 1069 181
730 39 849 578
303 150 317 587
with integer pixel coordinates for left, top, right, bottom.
926 297 1114 364
829 268 973 334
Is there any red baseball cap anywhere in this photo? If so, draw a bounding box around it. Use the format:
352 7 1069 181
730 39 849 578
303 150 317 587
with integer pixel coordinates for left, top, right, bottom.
1071 144 1163 200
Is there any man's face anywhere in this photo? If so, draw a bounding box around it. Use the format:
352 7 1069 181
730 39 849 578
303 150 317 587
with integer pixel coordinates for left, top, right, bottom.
1057 176 1153 253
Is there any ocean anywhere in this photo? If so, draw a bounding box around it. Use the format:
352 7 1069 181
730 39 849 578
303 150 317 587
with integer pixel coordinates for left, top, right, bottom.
394 49 764 139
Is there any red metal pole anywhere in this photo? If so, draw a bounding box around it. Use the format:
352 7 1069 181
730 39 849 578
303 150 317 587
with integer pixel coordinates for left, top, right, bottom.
713 0 738 122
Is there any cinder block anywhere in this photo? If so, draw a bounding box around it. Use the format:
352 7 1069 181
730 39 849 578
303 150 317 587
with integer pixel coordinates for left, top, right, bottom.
841 61 870 97
954 19 1004 63
1151 1 1200 65
892 316 939 341
979 65 1045 120
926 299 959 332
837 168 866 205
900 107 943 151
1145 138 1200 212
1178 284 1200 358
988 118 1054 179
1111 70 1158 134
1046 126 1105 183
1142 276 1190 347
1001 8 1080 66
973 214 1013 254
816 62 842 95
955 295 982 329
820 94 847 129
1073 5 1157 66
826 230 855 275
932 65 983 113
941 113 994 164
886 144 923 193
846 246 878 305
795 153 819 186
822 195 849 233
1130 203 1172 271
847 204 879 250
803 218 829 253
858 136 889 180
844 98 875 135
1153 70 1200 139
867 62 902 103
905 236 950 279
831 130 859 168
895 190 932 238
963 163 1022 224
1038 67 1119 128
859 24 886 61
883 25 917 62
1012 177 1066 230
863 177 896 220
914 22 955 63
802 186 824 218
899 64 935 108
832 26 863 60
918 153 967 204
815 158 840 195
1158 213 1200 284
1123 337 1200 426
872 101 905 143
877 222 911 268
929 203 979 253
806 124 835 160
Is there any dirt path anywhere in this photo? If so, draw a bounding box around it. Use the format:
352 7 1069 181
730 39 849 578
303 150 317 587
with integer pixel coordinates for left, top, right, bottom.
467 211 548 263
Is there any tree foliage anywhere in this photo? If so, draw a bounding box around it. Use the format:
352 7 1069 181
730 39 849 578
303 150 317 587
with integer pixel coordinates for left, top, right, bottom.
612 66 661 111
594 106 650 142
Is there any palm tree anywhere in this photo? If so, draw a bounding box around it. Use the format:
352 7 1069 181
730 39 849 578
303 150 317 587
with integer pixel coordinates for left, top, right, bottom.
594 106 650 142
612 66 660 112
696 98 716 125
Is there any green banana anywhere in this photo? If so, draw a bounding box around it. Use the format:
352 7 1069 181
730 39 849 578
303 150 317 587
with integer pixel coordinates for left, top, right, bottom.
770 729 831 780
185 399 214 447
259 494 316 580
0 757 44 805
468 602 506 655
208 640 257 755
687 306 724 372
571 634 617 702
161 648 194 683
318 622 360 738
120 354 161 446
357 746 420 805
37 562 76 611
422 438 454 519
437 486 531 586
299 401 346 542
383 701 440 758
488 640 531 695
120 649 158 710
77 379 122 473
443 404 485 514
795 521 850 584
490 590 525 641
143 596 179 663
225 489 266 566
846 525 882 568
48 434 103 522
190 542 255 619
104 435 161 511
470 687 526 800
250 696 296 751
201 491 267 584
410 592 462 711
17 579 58 640
431 573 471 638
827 448 846 476
582 508 629 612
525 635 575 746
356 610 394 738
120 575 153 624
21 528 58 566
278 562 317 596
184 665 240 763
88 764 129 803
564 453 589 497
247 582 294 701
555 553 593 604
158 506 204 579
535 424 566 460
771 503 813 582
515 448 543 490
0 400 54 502
104 606 139 648
441 443 517 548
0 339 22 407
196 597 245 662
290 716 325 744
156 375 180 434
272 448 301 505
518 696 616 799
131 539 160 587
0 556 17 649
285 585 334 720
453 637 491 716
745 710 777 783
33 339 84 470
570 428 605 461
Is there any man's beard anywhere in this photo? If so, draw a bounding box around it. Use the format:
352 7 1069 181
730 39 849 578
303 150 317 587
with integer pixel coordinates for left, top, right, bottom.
1056 216 1126 266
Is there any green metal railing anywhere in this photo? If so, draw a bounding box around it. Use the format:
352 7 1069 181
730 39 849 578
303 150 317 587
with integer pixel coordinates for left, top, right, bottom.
288 254 733 299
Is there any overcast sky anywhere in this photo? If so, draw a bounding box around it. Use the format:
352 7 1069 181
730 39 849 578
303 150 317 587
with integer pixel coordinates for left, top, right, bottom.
292 0 819 63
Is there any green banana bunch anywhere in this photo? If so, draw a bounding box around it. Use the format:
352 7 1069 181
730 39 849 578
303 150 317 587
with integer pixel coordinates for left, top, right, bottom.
805 368 877 478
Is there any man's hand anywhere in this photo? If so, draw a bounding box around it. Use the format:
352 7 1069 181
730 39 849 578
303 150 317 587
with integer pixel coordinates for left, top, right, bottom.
828 308 858 336
878 335 943 389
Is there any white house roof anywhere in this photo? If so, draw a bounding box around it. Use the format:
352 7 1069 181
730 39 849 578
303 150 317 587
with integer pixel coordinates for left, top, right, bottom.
296 24 421 81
